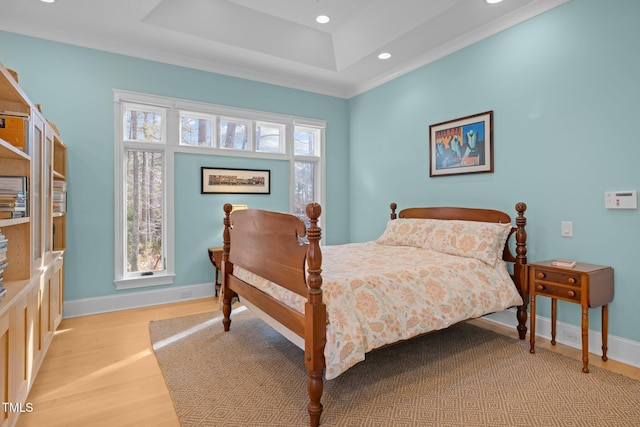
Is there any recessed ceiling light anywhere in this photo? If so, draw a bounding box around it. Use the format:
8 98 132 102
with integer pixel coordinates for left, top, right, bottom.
486 0 503 4
316 15 330 24
41 0 56 3
378 52 392 60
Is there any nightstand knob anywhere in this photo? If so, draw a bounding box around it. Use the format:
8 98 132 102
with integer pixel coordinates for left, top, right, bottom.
567 290 576 297
567 277 576 284
536 284 545 291
537 272 546 279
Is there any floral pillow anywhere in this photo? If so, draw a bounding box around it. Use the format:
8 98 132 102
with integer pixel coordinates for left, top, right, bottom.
421 219 512 267
376 218 432 247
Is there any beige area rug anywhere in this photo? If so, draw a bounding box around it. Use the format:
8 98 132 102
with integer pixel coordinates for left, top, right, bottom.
150 308 640 426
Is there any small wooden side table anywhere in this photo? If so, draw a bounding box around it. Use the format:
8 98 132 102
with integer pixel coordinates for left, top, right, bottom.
208 247 223 296
528 261 614 373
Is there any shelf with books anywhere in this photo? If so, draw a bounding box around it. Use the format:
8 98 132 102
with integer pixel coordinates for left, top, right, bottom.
0 175 28 221
52 179 67 250
0 93 31 237
52 137 67 251
0 135 30 281
52 179 66 214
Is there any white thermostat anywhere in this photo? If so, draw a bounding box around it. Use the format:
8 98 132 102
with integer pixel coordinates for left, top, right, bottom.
605 191 637 209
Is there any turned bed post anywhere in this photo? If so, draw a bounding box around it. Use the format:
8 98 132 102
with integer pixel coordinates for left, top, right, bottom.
221 203 234 332
514 202 528 340
304 202 325 427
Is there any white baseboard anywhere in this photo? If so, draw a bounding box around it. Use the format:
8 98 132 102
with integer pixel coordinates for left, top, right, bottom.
484 308 640 369
63 282 216 318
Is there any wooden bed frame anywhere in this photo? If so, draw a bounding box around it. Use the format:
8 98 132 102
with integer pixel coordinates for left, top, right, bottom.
220 202 528 427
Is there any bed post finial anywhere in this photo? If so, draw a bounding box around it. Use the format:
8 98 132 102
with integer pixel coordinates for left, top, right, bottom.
515 202 527 271
223 203 233 258
305 202 322 302
222 203 233 332
514 202 528 340
304 202 325 427
390 202 397 220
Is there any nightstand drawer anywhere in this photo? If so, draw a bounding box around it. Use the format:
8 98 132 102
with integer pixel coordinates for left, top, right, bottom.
533 269 581 286
532 282 581 302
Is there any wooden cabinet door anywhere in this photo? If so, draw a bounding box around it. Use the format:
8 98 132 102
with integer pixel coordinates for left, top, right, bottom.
0 311 10 427
10 293 30 410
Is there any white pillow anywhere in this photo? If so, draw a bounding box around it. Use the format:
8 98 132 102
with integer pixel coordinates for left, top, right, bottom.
376 218 432 247
421 219 512 267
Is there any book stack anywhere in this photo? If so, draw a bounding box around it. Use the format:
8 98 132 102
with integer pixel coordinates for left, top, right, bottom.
53 179 66 214
0 176 28 219
0 230 7 299
551 259 577 268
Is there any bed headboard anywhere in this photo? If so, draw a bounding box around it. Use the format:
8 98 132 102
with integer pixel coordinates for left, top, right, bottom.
389 202 528 281
389 202 527 265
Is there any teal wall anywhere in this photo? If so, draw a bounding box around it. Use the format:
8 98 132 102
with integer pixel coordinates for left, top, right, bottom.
0 32 350 300
1 0 639 344
348 0 640 342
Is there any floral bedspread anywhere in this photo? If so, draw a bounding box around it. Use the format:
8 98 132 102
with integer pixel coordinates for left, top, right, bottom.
232 241 523 380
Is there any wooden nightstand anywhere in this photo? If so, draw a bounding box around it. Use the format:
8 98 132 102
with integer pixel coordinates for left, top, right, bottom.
528 261 614 373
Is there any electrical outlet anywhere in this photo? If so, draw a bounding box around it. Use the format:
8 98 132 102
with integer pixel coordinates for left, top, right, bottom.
563 330 579 344
179 290 192 299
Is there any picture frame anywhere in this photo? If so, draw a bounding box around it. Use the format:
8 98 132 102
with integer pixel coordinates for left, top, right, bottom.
429 110 493 177
201 167 270 194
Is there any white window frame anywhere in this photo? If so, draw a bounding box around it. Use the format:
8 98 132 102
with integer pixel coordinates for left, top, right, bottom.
290 123 325 237
114 89 325 290
179 110 215 148
256 121 286 154
114 93 176 290
218 116 252 151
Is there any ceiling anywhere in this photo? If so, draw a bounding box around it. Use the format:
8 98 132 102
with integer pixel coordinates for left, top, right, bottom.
1 0 569 98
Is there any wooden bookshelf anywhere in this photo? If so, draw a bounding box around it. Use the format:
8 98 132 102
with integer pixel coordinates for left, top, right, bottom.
0 61 66 427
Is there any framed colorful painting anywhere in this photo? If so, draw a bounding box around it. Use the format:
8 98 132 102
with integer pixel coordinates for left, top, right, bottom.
429 111 493 177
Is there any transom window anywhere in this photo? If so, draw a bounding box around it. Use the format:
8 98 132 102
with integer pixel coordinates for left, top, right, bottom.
180 112 212 147
256 122 284 153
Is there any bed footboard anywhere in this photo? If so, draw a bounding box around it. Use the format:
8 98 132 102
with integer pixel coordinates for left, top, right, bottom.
221 202 326 427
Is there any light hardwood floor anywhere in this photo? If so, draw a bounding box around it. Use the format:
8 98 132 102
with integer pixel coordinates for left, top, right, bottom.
16 298 640 427
16 298 215 427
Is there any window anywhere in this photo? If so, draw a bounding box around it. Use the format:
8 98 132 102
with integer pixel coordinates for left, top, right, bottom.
292 126 323 224
114 90 325 289
180 112 212 147
293 161 315 217
126 108 163 143
125 149 164 274
115 99 173 289
294 127 317 156
219 117 248 150
256 122 284 153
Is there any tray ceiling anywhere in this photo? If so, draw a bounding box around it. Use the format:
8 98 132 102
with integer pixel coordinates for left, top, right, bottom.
0 0 570 98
